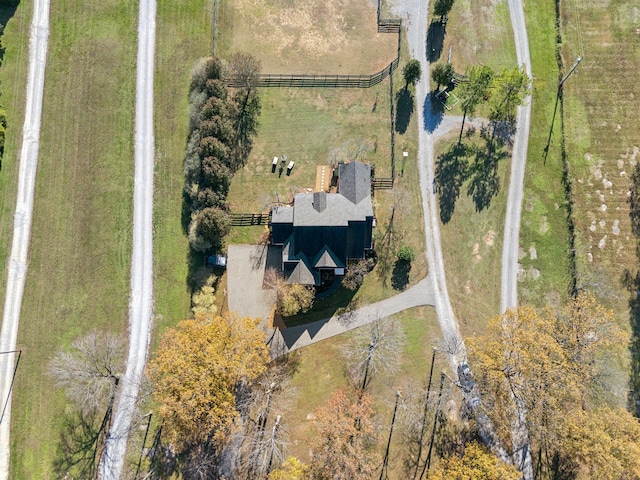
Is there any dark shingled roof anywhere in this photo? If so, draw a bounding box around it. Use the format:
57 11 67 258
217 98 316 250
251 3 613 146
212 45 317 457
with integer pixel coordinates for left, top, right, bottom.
339 162 371 205
313 191 327 212
313 246 344 269
286 257 317 285
270 161 374 278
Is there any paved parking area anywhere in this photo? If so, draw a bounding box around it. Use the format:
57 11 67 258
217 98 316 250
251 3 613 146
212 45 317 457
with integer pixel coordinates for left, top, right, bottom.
227 244 276 323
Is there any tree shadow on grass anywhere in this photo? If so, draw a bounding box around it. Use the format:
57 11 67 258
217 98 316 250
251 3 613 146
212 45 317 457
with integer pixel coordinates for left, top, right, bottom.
467 143 509 212
0 1 20 58
427 20 446 63
391 259 411 291
434 142 471 223
424 93 445 134
395 89 415 134
53 407 111 479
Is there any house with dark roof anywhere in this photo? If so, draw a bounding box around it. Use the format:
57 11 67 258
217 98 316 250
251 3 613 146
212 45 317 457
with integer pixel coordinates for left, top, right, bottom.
270 161 374 286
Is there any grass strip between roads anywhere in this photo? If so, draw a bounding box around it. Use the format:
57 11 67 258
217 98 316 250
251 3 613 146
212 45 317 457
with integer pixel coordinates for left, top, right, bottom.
4 0 137 477
517 0 573 308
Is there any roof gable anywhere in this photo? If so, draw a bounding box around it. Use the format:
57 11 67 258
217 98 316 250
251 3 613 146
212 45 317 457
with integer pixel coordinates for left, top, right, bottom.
313 246 344 269
338 162 371 205
286 257 317 285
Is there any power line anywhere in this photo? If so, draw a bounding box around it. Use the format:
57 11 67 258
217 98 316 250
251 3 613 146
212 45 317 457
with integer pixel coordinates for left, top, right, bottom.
0 350 22 426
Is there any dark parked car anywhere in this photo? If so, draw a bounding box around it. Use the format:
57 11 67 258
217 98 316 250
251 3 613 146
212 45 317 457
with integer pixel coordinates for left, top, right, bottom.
206 254 227 269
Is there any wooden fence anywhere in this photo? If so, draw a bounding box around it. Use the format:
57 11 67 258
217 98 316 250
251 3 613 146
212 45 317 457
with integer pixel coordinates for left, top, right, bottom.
372 177 394 190
230 213 271 226
226 0 402 89
227 60 399 89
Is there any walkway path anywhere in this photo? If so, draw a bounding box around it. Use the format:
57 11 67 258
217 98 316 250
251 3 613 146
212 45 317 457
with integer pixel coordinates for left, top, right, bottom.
0 0 50 477
98 0 156 478
269 275 435 355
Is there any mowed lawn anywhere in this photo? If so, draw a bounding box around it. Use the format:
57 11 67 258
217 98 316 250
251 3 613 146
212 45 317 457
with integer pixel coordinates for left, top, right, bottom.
7 0 137 478
440 0 516 71
517 0 573 308
436 131 509 335
153 0 215 341
0 1 31 285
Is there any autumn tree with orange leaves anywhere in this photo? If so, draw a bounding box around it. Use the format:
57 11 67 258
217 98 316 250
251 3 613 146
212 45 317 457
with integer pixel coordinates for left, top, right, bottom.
308 388 380 480
148 311 269 451
430 442 520 480
468 292 633 478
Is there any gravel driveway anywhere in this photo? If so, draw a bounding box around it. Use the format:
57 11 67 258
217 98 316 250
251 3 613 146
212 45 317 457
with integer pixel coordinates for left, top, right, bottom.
227 244 277 323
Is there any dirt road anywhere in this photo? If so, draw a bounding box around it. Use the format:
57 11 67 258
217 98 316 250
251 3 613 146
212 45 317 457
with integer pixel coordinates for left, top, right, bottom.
0 0 50 477
501 0 533 314
501 0 534 477
98 0 156 478
397 0 463 360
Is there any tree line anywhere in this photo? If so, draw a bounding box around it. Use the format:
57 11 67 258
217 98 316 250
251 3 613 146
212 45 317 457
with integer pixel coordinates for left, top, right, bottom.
48 293 636 478
468 292 640 479
184 53 261 253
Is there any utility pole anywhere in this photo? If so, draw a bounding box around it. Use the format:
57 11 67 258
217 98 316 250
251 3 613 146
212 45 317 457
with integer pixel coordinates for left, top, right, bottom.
414 348 437 479
380 391 401 480
543 56 583 162
134 412 153 480
559 56 583 88
420 372 446 480
0 350 22 425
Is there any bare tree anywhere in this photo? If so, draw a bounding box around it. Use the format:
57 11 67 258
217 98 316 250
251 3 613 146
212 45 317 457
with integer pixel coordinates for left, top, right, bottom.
49 331 125 414
228 52 261 91
229 52 262 170
241 414 288 479
229 355 298 479
49 331 125 479
344 137 372 162
341 315 405 392
436 332 465 358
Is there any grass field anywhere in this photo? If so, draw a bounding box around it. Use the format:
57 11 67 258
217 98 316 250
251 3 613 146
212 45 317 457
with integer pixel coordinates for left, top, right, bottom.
435 131 510 334
227 86 393 213
517 0 573 309
4 0 138 477
560 0 639 314
0 1 31 295
153 0 215 341
221 0 397 74
433 0 516 73
427 0 516 329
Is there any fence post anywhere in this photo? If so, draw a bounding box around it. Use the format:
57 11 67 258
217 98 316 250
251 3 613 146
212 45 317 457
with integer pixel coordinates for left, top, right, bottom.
389 61 396 180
